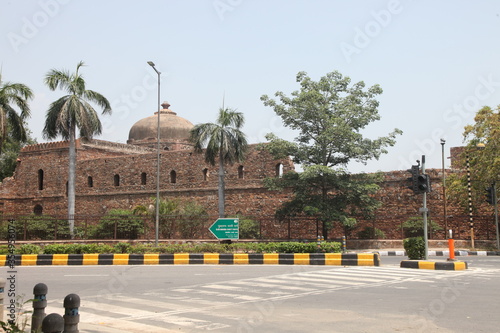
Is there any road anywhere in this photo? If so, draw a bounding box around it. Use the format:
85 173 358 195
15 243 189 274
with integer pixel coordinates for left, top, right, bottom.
2 256 499 332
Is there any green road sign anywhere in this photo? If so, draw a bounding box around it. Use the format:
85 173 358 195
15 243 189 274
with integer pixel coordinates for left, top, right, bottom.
209 218 239 240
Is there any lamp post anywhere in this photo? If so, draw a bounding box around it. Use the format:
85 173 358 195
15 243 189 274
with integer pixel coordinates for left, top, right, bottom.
148 61 161 246
441 139 447 235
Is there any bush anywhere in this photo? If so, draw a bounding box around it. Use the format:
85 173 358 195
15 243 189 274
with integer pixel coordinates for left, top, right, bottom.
177 202 209 238
357 227 386 239
33 241 342 254
91 209 145 239
238 217 260 239
17 244 41 254
403 237 426 260
114 242 132 253
402 216 442 238
0 216 71 240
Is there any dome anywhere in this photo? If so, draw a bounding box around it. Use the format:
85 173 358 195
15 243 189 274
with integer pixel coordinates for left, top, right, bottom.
127 102 194 150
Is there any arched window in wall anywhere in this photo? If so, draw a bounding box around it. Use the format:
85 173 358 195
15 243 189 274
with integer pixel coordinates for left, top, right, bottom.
275 163 284 178
114 174 120 186
33 204 43 216
238 165 244 179
87 176 93 187
203 168 209 181
38 169 44 190
170 170 177 184
141 172 147 185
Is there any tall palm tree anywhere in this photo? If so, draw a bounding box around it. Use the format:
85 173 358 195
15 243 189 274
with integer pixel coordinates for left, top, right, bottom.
0 72 33 155
190 107 248 218
43 61 111 238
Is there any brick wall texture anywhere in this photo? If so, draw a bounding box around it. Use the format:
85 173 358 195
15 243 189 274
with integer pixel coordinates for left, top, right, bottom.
0 139 496 240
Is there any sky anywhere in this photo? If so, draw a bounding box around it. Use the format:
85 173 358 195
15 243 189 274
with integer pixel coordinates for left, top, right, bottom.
1 0 500 173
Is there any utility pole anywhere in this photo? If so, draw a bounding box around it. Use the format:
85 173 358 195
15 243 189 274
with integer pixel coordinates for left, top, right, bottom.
421 155 429 260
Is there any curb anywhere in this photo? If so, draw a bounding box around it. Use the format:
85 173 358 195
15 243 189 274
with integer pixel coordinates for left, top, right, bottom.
0 253 380 266
375 250 499 256
400 260 468 270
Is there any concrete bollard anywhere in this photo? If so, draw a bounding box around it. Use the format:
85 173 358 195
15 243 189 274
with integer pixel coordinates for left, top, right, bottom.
32 282 48 333
0 278 5 322
63 293 80 333
42 313 64 333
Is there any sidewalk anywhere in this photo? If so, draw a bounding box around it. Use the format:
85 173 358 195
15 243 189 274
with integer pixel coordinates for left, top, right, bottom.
355 248 500 256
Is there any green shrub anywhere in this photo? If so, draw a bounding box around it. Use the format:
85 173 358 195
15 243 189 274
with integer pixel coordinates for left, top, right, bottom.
91 209 145 239
237 217 260 239
319 242 342 253
402 216 442 238
0 245 10 255
0 216 71 240
17 244 41 254
43 244 72 254
357 227 386 239
403 237 426 260
177 202 209 238
114 242 132 253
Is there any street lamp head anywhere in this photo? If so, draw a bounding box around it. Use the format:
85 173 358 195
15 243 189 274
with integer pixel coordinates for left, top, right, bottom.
440 138 446 145
147 61 155 67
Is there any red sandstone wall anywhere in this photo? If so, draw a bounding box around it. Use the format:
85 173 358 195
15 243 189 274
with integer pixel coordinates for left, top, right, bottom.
1 141 496 240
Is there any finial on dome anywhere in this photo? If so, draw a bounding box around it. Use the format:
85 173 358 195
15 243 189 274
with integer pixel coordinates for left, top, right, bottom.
161 101 171 109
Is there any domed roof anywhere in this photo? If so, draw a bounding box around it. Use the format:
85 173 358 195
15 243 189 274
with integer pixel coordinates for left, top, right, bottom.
127 102 194 149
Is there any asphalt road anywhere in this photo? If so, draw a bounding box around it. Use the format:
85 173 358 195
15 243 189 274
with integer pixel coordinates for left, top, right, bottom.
1 256 499 333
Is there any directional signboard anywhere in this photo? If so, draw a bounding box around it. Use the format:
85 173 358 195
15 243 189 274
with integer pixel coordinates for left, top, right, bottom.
209 218 239 240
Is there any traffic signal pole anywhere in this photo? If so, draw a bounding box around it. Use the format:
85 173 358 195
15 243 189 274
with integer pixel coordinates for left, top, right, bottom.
421 156 428 260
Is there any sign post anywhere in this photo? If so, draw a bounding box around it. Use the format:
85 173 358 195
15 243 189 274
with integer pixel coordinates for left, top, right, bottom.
209 218 239 240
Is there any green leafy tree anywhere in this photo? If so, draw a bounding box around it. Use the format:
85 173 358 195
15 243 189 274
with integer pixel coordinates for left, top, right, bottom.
134 198 208 238
261 70 402 238
447 105 499 211
177 201 209 238
189 107 248 218
91 209 145 239
0 72 33 155
43 61 111 238
0 126 36 181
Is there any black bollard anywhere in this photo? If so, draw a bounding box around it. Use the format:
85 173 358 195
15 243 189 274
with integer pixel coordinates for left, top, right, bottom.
63 293 80 333
32 282 48 333
42 313 64 333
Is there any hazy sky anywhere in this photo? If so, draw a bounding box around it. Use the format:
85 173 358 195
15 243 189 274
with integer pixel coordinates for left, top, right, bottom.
1 0 500 173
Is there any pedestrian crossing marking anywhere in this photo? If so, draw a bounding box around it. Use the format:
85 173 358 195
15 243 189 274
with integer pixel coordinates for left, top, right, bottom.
43 266 492 332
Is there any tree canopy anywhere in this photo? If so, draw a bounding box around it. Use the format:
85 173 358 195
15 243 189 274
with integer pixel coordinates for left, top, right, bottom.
0 125 36 181
0 72 33 155
189 107 248 217
447 105 499 210
261 70 402 237
43 61 111 238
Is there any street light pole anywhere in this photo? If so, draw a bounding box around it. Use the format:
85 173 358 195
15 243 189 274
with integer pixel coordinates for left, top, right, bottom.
148 61 161 246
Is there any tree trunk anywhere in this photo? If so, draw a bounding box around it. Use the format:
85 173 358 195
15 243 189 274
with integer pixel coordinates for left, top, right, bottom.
67 125 76 238
218 151 225 218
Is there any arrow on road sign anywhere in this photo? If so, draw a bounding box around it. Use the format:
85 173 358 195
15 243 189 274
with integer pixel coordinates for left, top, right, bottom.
209 218 239 240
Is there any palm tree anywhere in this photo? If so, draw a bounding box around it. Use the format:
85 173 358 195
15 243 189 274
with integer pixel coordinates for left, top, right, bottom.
0 72 33 155
190 107 248 218
43 61 111 238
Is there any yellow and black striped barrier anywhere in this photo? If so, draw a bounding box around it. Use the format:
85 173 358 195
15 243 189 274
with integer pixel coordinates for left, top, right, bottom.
0 253 380 266
400 260 467 270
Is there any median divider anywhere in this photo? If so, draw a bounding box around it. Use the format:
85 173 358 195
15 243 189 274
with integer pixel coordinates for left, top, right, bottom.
400 260 468 270
0 253 380 266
